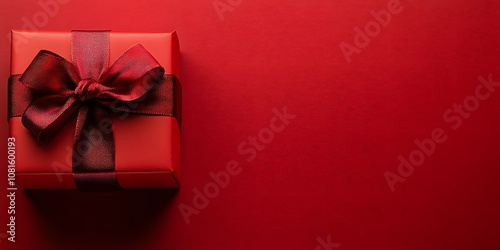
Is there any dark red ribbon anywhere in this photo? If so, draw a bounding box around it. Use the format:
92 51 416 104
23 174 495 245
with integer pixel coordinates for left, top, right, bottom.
8 31 181 190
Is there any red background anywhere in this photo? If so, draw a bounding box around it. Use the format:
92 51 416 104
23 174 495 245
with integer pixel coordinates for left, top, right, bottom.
1 0 500 249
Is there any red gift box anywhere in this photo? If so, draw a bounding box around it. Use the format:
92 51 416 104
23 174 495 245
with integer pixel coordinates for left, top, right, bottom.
8 30 181 189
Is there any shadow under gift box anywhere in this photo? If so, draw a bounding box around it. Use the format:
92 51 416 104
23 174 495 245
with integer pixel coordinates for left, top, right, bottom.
8 31 181 189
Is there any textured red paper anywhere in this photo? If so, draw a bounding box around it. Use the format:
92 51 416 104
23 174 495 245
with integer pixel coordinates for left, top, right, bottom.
9 31 181 189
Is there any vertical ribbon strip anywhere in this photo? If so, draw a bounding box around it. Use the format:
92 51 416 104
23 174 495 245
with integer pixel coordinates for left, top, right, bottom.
71 31 117 190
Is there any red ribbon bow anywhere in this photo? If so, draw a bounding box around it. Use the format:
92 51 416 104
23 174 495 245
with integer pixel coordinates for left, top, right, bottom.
21 45 165 144
9 31 179 190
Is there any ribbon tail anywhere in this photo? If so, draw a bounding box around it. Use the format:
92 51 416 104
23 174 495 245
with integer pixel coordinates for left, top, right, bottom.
22 96 80 144
72 104 120 190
